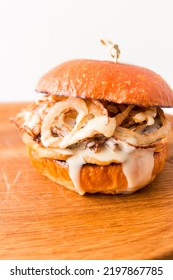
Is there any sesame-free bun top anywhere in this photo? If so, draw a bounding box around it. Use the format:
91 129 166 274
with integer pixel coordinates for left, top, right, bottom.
36 59 173 107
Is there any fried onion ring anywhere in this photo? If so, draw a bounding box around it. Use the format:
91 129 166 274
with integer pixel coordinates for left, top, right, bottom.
41 97 88 148
115 105 134 126
114 113 170 146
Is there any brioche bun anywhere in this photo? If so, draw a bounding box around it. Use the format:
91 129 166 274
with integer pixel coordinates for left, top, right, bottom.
36 59 173 107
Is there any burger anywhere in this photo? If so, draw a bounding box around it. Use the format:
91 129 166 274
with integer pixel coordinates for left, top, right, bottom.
12 59 173 195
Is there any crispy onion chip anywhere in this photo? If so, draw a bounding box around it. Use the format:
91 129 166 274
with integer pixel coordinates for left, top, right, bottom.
114 108 170 146
86 100 107 117
75 100 109 131
115 105 134 126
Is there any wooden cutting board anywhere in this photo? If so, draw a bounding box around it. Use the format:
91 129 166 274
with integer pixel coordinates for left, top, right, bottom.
0 103 173 260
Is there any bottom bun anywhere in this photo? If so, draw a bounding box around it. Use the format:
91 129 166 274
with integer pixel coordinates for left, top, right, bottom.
27 144 167 194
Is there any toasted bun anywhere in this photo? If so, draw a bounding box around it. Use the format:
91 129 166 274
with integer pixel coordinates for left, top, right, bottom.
27 144 167 194
36 59 173 107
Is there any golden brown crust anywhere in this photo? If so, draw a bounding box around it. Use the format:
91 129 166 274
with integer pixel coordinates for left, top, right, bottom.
35 59 173 107
27 143 167 194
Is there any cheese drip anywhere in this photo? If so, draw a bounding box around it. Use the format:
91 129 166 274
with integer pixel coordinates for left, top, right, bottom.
122 148 154 191
66 140 154 195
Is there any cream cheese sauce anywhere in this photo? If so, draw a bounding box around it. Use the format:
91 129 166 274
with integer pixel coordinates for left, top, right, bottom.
122 148 154 190
66 140 154 195
66 140 134 194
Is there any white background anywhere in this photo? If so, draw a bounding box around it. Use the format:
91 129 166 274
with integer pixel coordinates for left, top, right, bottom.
0 0 173 114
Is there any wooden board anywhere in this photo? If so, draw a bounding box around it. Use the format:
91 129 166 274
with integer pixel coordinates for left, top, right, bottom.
0 103 173 260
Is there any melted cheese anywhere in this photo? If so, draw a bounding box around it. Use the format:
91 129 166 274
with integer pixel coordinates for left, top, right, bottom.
67 141 134 194
122 148 154 190
67 153 86 195
66 140 154 195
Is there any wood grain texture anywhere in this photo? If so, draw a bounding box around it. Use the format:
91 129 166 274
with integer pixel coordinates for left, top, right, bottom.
0 103 173 260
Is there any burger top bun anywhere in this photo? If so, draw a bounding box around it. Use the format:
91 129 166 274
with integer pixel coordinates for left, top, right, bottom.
36 59 173 107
